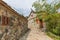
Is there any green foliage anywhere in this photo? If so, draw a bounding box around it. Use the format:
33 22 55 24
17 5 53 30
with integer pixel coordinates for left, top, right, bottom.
46 32 60 40
55 2 60 9
45 14 60 36
32 1 42 12
32 0 60 36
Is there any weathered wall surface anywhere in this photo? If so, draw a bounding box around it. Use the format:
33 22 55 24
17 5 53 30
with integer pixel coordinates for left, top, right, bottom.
28 11 46 32
0 1 28 40
28 12 40 30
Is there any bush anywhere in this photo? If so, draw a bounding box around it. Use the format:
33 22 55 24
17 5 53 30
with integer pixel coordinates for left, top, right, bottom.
45 14 60 36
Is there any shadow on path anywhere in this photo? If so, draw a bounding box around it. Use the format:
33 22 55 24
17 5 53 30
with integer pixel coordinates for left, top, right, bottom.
19 29 31 40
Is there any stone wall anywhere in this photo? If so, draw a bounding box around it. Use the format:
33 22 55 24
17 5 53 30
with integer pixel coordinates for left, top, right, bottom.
28 12 40 30
0 1 28 40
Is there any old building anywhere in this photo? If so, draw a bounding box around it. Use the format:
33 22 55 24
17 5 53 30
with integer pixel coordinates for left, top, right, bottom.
0 0 28 40
28 10 45 30
28 10 40 30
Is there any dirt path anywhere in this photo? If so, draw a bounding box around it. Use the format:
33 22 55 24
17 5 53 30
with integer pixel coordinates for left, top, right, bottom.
19 29 53 40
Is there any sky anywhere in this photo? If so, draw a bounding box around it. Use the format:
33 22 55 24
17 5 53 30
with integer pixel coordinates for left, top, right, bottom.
3 0 37 16
3 0 60 16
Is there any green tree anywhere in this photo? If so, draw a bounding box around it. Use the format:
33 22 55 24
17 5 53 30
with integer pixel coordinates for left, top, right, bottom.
32 0 60 36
